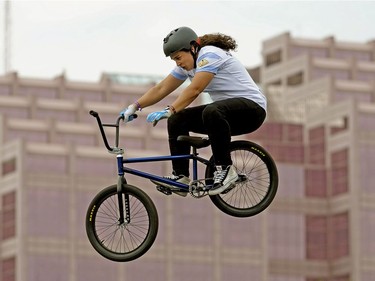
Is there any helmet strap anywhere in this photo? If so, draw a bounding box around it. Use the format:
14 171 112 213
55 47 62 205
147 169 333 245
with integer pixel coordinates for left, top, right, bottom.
190 41 201 68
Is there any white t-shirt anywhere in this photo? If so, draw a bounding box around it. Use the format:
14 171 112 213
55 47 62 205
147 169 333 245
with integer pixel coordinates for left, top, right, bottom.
170 45 267 111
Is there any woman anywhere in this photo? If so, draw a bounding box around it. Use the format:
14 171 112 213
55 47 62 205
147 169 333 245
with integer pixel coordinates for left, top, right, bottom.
121 26 267 196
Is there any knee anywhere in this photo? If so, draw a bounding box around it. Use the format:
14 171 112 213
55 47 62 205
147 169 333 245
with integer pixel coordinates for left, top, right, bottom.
202 104 224 123
167 111 185 130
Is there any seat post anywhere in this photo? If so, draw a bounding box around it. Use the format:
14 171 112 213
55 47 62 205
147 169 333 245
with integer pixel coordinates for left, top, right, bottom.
192 147 198 180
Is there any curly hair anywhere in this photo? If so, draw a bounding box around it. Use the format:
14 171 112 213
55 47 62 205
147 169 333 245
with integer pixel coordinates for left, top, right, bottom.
198 33 238 51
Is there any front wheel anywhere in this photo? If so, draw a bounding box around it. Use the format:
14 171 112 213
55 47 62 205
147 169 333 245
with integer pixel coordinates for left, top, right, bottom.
206 141 278 217
85 184 158 262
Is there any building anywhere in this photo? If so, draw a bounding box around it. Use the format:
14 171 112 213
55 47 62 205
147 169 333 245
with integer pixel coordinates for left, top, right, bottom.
257 32 375 281
0 32 375 281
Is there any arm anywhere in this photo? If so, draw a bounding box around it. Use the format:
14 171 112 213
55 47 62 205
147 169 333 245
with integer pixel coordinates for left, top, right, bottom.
121 74 184 121
145 71 214 126
136 74 185 109
170 71 214 112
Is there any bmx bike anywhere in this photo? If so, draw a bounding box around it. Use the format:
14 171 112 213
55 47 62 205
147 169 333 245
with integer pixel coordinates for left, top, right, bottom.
86 110 278 262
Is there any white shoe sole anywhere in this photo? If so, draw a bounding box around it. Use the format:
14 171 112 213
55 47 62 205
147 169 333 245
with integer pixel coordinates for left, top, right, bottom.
208 174 238 196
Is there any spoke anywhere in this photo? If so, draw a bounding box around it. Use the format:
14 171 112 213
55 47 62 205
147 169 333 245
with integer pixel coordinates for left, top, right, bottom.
220 148 272 209
94 193 150 254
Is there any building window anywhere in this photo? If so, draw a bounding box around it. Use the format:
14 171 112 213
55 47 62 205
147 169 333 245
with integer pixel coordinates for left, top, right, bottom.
287 71 304 86
265 49 282 66
308 126 325 165
306 213 349 261
1 191 16 240
1 257 16 281
305 168 327 197
2 158 16 176
266 80 282 88
306 215 327 259
330 212 349 259
331 149 349 195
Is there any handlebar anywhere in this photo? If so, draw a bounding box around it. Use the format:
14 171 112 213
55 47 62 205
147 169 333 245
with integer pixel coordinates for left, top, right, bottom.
89 110 137 154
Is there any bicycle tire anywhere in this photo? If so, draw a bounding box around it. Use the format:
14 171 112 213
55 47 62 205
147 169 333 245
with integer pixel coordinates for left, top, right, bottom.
206 140 278 218
85 184 159 262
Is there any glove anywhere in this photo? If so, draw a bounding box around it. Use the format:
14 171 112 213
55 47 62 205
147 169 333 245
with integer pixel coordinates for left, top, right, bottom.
146 108 172 126
120 104 137 123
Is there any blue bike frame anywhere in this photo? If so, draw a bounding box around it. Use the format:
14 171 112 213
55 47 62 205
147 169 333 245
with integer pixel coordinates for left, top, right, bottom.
90 110 215 224
89 110 213 193
119 153 212 191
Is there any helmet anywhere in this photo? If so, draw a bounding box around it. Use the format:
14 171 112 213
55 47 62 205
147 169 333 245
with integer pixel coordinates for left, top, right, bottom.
163 27 198 57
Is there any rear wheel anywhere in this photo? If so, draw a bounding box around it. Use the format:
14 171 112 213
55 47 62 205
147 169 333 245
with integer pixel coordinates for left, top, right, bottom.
206 141 278 217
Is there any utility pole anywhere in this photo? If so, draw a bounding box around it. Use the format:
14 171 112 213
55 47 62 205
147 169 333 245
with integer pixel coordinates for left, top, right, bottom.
4 0 12 73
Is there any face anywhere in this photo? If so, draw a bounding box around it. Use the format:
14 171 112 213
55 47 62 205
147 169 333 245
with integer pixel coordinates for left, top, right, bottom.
170 50 194 71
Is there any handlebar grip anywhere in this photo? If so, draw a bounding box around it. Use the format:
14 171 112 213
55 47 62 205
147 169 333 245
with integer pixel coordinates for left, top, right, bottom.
117 113 138 123
89 110 99 117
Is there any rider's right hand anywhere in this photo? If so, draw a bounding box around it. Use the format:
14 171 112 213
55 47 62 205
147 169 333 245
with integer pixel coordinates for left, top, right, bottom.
120 104 137 123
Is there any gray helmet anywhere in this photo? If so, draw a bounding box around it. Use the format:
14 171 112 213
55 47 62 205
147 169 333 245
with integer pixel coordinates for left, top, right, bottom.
163 27 198 57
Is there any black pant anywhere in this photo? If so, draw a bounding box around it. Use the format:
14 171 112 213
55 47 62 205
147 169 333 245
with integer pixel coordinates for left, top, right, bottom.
167 97 266 177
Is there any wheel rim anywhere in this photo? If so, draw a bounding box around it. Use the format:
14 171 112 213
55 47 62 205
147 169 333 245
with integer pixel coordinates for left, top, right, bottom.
93 193 151 255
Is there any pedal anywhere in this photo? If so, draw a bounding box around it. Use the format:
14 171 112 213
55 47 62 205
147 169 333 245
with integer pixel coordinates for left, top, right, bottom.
156 185 172 195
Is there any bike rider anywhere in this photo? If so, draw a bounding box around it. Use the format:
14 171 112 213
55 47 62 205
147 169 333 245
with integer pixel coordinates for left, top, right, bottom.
120 26 267 196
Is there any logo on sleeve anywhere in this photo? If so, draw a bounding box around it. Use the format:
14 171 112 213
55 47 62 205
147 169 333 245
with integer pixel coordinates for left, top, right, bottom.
198 59 209 68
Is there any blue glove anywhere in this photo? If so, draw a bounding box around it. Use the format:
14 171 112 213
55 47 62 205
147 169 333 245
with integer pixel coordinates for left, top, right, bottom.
120 104 137 123
146 108 172 126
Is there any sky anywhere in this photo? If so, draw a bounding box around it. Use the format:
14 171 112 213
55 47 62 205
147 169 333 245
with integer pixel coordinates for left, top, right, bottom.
0 0 375 82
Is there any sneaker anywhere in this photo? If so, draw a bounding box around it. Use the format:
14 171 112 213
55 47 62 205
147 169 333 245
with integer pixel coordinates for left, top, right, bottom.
208 165 238 195
151 174 190 197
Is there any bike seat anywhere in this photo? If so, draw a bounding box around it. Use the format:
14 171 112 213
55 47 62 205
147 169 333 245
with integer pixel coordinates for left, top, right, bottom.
177 136 210 149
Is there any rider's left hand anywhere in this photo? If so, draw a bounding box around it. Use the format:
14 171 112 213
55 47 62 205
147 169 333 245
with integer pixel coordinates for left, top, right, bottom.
146 108 172 126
